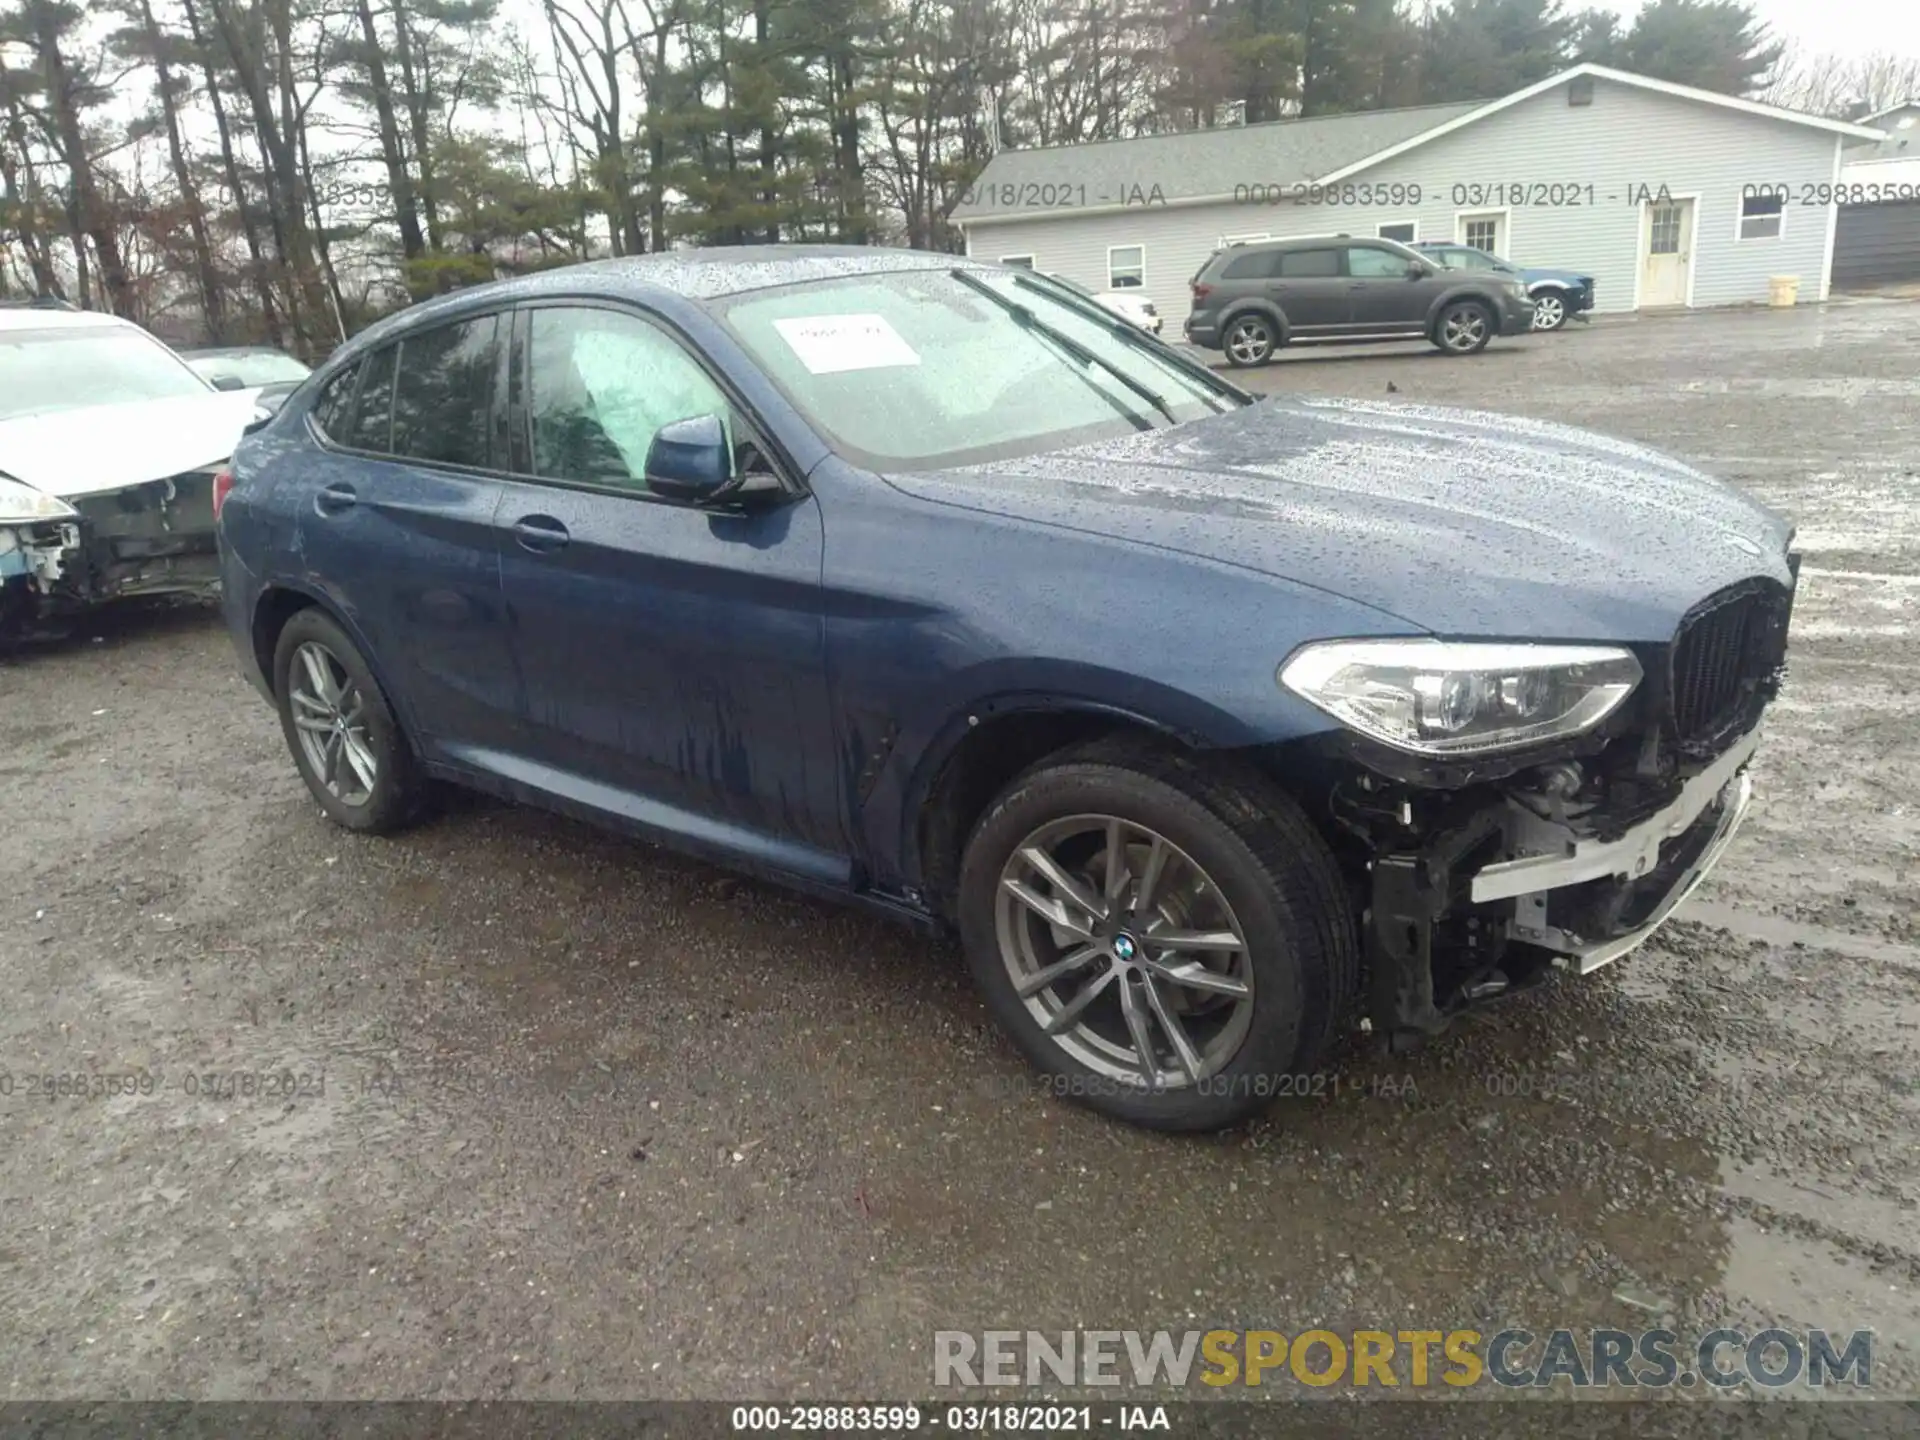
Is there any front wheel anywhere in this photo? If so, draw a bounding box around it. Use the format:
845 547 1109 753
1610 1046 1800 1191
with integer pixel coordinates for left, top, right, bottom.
1432 300 1494 355
1222 314 1277 367
957 742 1358 1131
1530 291 1568 330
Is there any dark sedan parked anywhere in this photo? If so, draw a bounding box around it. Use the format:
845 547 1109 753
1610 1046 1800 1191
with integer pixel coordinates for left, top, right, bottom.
1186 235 1536 364
218 247 1796 1131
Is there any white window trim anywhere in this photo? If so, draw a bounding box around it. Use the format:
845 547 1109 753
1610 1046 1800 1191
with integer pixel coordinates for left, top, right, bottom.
999 253 1036 268
1733 189 1787 243
1375 219 1419 243
1629 191 1701 310
1106 243 1146 290
1454 208 1510 257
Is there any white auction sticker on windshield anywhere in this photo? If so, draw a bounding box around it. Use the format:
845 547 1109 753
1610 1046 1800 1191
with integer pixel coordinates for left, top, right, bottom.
772 314 921 374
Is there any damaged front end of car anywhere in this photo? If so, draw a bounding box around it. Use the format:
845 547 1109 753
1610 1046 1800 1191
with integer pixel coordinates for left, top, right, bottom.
0 469 221 638
1282 572 1796 1052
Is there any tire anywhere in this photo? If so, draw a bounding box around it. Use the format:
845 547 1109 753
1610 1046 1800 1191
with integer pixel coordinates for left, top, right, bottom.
1530 290 1568 331
957 739 1358 1131
1222 313 1277 367
272 607 424 834
1432 300 1494 355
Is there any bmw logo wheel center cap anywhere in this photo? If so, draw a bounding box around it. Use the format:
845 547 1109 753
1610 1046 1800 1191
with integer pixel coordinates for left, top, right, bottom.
1112 933 1139 963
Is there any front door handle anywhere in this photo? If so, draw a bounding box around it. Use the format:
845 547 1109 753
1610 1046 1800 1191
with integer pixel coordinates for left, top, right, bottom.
315 481 357 516
512 514 570 553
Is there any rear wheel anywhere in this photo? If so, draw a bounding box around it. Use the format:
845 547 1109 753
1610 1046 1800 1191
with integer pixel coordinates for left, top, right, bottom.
1223 314 1277 367
272 608 423 834
957 741 1358 1131
1432 300 1494 355
1530 291 1568 331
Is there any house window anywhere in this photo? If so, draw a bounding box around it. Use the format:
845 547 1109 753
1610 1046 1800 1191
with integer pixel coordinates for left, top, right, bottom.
1107 245 1145 289
1460 213 1504 254
1377 221 1417 244
1000 254 1035 269
1738 192 1783 241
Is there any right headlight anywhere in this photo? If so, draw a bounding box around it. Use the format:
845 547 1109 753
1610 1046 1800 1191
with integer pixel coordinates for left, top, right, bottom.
1279 639 1642 757
0 474 79 524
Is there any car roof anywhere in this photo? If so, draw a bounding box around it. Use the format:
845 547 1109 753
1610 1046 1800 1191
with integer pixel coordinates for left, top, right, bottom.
345 245 982 355
181 344 297 358
0 307 136 334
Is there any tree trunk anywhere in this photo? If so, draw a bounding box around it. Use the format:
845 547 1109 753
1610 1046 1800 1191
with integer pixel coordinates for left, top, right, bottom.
137 0 226 339
30 9 136 315
182 0 283 343
388 0 442 250
352 0 427 258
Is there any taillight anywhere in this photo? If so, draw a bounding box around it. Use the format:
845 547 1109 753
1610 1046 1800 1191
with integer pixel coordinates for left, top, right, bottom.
1191 283 1213 303
212 469 235 519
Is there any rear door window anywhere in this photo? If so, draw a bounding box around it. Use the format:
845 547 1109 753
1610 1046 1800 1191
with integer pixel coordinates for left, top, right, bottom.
311 362 361 441
345 346 396 452
1277 249 1340 278
391 314 503 469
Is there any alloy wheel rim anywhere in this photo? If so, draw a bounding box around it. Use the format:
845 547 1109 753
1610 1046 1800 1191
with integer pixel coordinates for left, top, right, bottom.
1534 294 1564 328
1227 321 1268 364
994 814 1255 1091
1443 309 1487 350
289 641 378 806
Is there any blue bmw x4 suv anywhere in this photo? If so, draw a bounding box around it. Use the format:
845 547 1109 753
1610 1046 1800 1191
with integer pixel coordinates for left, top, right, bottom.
217 246 1797 1131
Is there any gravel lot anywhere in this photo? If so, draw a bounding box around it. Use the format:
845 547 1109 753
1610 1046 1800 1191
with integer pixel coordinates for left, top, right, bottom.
2 299 1916 1405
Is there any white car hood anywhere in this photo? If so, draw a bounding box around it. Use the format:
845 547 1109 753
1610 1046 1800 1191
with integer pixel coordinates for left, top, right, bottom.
0 391 258 498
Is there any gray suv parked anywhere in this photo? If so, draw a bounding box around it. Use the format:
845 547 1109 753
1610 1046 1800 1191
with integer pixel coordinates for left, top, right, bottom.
1185 235 1537 365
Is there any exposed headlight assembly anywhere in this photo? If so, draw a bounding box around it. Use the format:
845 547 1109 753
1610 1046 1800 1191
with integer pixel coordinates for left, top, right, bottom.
0 474 80 524
1279 639 1642 756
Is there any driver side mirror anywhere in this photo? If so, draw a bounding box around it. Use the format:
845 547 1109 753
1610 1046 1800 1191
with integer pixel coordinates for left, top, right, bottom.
1407 261 1434 279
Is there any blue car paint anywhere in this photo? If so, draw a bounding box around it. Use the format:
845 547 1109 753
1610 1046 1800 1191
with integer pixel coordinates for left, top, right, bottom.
219 246 1790 918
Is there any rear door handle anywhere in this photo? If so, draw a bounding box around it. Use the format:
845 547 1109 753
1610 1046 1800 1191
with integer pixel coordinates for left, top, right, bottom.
315 481 357 516
512 514 570 553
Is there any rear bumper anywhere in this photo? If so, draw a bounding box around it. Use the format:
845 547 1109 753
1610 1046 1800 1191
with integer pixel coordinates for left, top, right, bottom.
1183 318 1221 348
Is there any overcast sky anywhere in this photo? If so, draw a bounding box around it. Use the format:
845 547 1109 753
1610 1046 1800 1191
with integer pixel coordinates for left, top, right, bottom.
1600 0 1920 64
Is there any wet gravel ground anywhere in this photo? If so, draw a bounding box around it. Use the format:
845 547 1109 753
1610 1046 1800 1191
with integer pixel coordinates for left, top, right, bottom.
1 300 1916 1407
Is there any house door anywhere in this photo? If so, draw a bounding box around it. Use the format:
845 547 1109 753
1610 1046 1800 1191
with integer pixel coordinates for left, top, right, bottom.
1641 198 1695 306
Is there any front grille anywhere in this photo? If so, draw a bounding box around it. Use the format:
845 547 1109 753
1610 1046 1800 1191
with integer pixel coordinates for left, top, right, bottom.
1669 581 1792 747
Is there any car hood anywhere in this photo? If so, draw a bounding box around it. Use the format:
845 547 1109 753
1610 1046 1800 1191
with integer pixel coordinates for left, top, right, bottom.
0 391 258 498
881 396 1794 641
1520 266 1591 286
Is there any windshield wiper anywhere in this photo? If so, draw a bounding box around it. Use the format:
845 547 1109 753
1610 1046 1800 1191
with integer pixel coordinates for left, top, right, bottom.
949 268 1175 427
1009 271 1249 412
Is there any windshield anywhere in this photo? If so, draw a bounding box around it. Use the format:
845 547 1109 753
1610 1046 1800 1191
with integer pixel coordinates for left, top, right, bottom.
717 268 1243 470
186 350 311 387
0 327 212 421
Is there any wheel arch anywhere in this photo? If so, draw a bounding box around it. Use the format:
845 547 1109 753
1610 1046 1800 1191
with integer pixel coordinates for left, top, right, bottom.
1427 288 1501 326
1218 300 1288 345
902 680 1267 922
250 583 417 740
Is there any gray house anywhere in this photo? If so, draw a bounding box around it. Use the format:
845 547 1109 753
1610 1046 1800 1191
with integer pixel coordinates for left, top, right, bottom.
954 64 1886 325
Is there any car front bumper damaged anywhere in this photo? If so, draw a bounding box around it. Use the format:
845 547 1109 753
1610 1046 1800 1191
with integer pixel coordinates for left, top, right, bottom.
1363 727 1760 1047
